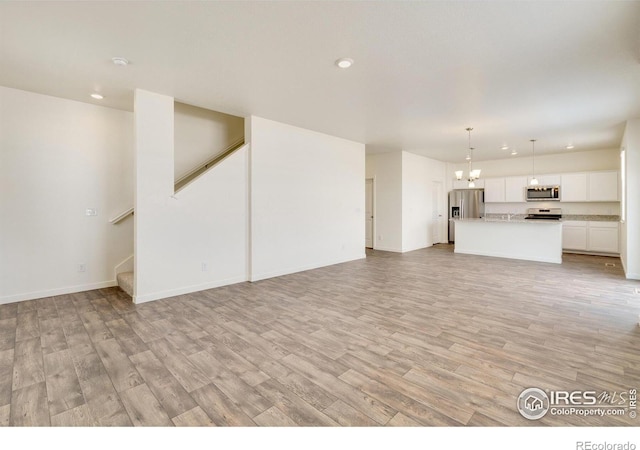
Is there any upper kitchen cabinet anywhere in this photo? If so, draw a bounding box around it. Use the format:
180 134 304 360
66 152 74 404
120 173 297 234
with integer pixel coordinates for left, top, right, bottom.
561 170 619 202
505 176 528 202
588 171 618 202
484 178 505 202
561 173 588 202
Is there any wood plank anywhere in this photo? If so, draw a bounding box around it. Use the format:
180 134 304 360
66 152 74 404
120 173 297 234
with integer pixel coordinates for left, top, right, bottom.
323 400 378 426
10 382 50 426
15 310 39 342
0 349 14 407
253 406 298 426
12 337 45 391
188 350 271 418
94 339 143 393
387 412 422 426
254 378 338 426
50 404 98 426
0 404 9 426
147 338 210 393
129 350 197 419
280 353 396 425
190 383 255 426
339 369 462 426
172 406 216 427
43 349 85 416
39 317 68 355
119 383 173 426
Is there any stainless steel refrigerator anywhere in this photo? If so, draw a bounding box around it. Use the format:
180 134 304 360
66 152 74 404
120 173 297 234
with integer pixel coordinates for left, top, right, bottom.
448 189 485 242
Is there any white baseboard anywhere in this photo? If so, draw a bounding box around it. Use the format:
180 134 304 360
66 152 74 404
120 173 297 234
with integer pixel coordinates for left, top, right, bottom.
0 280 118 305
454 249 562 264
133 275 248 304
250 253 366 282
372 246 402 253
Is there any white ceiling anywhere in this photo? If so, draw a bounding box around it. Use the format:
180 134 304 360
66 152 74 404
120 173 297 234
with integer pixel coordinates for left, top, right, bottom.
1 1 639 162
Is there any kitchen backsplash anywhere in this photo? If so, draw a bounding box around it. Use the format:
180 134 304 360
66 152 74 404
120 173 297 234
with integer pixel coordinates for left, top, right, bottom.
484 202 620 216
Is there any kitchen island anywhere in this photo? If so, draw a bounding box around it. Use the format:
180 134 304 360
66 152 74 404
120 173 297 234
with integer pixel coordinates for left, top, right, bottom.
452 218 562 264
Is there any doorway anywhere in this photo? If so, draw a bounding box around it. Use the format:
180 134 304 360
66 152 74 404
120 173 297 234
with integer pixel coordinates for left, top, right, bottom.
365 178 374 248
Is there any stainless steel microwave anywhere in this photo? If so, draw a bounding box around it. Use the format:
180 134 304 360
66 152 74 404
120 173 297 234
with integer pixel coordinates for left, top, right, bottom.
526 185 560 201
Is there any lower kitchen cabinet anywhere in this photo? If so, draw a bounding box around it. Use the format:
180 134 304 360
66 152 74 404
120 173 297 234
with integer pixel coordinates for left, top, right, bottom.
562 221 588 251
587 221 619 253
562 221 619 254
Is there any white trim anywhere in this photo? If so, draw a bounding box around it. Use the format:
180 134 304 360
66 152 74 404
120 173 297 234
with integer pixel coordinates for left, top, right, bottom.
133 275 248 304
250 253 366 282
372 246 403 253
0 280 118 305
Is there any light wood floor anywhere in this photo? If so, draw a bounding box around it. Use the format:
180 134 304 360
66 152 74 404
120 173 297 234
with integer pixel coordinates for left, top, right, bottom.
1 245 639 426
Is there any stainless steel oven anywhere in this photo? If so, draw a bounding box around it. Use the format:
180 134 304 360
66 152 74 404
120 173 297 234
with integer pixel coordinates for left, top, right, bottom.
526 185 560 201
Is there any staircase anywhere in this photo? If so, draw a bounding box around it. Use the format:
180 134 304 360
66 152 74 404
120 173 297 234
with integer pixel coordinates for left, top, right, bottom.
109 129 246 302
117 271 134 297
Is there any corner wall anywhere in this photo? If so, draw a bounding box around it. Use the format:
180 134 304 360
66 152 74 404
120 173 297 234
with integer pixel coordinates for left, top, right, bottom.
402 151 447 252
0 86 133 304
134 90 248 303
249 116 365 281
621 119 640 280
365 152 403 252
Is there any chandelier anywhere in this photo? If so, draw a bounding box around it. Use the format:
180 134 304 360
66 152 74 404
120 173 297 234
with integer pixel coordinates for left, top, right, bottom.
454 127 481 187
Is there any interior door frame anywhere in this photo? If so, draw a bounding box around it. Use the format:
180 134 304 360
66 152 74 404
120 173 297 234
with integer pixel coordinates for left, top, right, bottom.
365 177 376 249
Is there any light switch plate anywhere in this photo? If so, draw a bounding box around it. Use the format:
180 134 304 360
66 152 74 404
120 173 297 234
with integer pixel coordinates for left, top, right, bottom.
85 208 97 216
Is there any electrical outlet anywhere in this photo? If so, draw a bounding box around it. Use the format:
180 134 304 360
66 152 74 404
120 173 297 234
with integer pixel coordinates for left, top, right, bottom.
378 235 383 241
78 263 86 273
85 208 97 216
201 262 208 272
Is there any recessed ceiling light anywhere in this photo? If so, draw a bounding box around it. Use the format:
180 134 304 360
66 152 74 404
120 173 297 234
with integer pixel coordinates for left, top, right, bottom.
112 57 129 66
566 144 574 149
90 93 104 100
335 58 353 69
511 149 518 156
501 145 509 150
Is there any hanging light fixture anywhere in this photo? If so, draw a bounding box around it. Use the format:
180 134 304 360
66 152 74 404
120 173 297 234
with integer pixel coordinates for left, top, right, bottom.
454 127 481 187
530 139 539 186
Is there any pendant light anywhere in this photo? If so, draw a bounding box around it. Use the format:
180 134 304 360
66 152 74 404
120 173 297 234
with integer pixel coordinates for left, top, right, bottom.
529 139 539 186
454 127 481 187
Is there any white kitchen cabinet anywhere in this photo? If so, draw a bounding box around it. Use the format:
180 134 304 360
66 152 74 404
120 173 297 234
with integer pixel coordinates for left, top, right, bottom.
562 221 588 251
484 178 505 203
561 173 588 201
505 176 528 202
562 220 619 254
561 170 619 202
529 174 561 186
588 171 618 201
587 221 619 253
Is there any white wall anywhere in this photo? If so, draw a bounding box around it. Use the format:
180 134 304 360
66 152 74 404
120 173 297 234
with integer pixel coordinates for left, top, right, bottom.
174 102 244 180
134 90 248 303
365 152 403 252
621 119 640 279
249 116 365 281
0 86 133 303
402 151 447 252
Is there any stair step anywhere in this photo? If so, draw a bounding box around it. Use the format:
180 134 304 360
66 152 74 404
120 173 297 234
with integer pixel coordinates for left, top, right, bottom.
117 271 134 297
